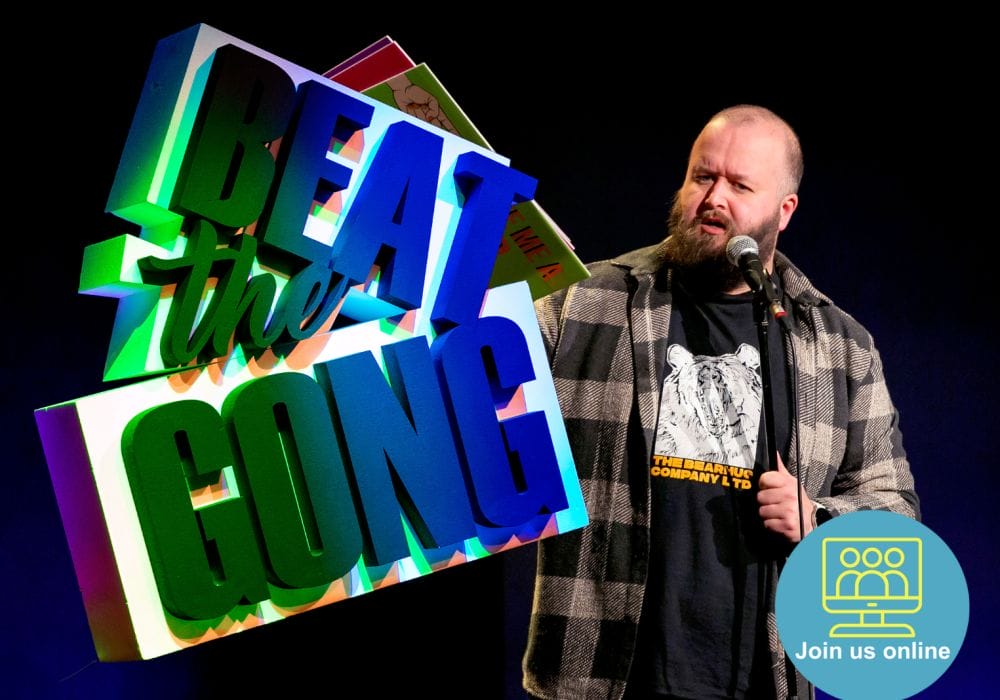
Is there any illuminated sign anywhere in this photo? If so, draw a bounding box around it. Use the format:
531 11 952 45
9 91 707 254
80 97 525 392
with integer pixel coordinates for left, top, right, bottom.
35 24 586 660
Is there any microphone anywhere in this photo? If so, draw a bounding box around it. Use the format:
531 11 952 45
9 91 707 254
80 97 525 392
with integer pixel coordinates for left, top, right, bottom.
725 236 787 320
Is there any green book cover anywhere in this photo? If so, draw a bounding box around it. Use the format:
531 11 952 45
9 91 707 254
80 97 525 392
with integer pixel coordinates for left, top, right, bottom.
362 64 589 298
364 64 490 149
496 200 589 299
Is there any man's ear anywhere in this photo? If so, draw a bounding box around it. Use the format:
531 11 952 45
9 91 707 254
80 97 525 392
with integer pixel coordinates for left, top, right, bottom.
778 193 799 232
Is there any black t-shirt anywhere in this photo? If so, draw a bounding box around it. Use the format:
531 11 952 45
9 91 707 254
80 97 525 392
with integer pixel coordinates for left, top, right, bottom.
627 273 792 699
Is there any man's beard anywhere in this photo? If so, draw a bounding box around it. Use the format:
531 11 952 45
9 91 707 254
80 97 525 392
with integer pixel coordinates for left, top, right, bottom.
659 194 781 293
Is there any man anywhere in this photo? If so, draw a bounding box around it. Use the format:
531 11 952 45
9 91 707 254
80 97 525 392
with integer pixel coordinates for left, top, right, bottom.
523 105 918 699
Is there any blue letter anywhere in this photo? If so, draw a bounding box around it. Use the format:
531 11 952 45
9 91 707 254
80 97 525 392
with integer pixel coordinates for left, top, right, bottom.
320 338 475 565
331 121 443 310
432 153 537 329
434 317 567 526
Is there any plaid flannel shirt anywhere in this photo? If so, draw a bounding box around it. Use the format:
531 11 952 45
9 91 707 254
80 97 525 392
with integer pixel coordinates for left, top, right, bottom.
523 244 919 699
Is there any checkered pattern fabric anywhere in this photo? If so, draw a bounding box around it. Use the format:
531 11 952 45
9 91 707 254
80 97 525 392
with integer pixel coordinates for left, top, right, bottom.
523 244 919 699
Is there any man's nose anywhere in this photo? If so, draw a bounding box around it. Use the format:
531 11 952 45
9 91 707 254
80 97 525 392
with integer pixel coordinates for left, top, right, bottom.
702 181 727 210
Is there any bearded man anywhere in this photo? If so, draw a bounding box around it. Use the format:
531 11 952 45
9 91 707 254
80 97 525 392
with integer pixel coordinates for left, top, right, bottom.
523 105 919 699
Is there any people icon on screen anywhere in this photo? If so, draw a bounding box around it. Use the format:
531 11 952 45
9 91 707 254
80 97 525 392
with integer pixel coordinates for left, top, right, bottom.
834 546 910 598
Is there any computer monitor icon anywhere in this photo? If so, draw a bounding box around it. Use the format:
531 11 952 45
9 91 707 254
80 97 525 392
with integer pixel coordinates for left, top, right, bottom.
821 537 922 638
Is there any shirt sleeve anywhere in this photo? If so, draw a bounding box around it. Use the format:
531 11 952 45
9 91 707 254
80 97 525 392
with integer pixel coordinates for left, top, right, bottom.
813 338 920 520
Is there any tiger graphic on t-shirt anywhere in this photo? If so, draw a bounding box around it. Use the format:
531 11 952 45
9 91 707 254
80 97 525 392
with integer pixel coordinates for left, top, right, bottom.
654 343 762 469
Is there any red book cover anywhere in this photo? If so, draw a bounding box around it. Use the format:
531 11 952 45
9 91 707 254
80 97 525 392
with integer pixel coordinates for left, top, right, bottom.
324 36 393 76
324 38 415 92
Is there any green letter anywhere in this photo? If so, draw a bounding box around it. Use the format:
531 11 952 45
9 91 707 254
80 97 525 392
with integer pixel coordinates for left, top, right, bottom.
175 44 295 228
122 400 268 620
224 373 363 588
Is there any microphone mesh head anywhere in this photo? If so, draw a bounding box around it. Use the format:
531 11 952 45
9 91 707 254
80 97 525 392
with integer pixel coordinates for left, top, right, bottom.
725 235 758 265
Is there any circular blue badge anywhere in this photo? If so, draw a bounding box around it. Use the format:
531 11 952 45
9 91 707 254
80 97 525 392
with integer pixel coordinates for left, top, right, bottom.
776 511 968 699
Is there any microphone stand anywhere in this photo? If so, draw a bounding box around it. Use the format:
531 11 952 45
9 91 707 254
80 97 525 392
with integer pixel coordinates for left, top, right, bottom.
752 284 803 700
732 241 786 468
754 293 780 476
729 240 805 698
753 288 785 471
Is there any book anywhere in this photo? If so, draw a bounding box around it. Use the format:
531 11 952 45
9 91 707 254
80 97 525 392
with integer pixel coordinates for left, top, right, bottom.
327 39 589 299
323 38 415 92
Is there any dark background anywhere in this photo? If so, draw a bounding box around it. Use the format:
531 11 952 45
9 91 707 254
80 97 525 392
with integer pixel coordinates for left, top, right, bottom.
5 9 994 698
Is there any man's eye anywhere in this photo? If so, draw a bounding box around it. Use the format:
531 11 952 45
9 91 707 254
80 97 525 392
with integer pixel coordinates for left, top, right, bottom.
734 182 752 192
693 174 712 183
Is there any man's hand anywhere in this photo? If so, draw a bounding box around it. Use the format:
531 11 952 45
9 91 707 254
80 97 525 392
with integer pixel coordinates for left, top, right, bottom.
757 454 813 543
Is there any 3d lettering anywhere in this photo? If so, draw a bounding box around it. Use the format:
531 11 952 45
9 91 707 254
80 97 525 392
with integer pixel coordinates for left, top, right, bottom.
432 152 538 329
254 78 374 268
123 400 270 620
222 373 363 590
435 317 567 525
175 44 297 229
328 121 442 310
35 24 587 661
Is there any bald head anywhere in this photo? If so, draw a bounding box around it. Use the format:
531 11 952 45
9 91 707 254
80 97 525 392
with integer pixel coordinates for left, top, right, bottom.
699 105 803 196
